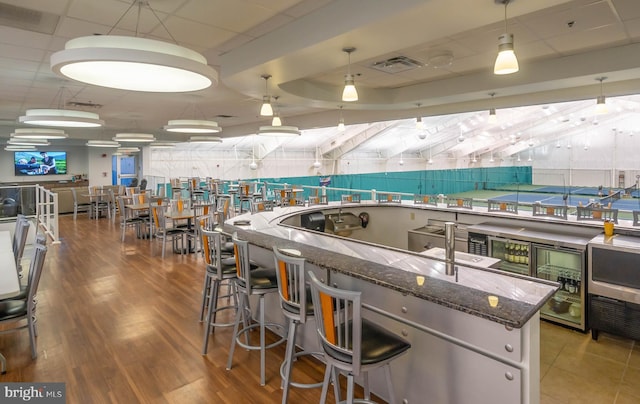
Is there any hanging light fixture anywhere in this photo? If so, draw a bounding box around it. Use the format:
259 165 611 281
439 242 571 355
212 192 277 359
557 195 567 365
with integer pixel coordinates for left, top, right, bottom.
487 92 499 124
11 128 68 139
415 103 425 130
149 142 178 149
188 136 222 143
258 125 300 137
337 105 345 131
428 148 434 165
271 96 282 126
489 151 495 163
19 87 104 127
115 147 140 155
113 133 156 142
399 153 405 166
313 147 322 169
164 119 221 133
8 138 50 146
494 0 519 75
86 140 120 148
5 145 36 151
50 1 217 92
341 47 358 102
595 77 608 114
260 74 274 116
472 153 478 163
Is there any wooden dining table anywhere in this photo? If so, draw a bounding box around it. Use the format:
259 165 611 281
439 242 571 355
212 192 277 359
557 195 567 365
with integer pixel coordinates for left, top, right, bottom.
0 230 20 373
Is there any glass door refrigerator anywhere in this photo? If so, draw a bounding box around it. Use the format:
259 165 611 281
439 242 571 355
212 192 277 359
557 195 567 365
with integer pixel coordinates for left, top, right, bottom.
487 237 530 276
532 244 586 330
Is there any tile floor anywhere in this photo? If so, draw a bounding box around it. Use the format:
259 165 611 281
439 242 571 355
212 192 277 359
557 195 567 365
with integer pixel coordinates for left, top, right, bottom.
540 321 640 404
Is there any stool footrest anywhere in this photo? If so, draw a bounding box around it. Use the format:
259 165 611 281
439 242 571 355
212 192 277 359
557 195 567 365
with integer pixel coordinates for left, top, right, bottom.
280 350 324 389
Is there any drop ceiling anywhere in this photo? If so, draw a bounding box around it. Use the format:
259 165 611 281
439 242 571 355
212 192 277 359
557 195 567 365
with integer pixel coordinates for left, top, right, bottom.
0 0 639 160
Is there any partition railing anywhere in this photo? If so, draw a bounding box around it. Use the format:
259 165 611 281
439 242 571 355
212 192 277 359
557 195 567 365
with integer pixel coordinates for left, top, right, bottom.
0 184 59 244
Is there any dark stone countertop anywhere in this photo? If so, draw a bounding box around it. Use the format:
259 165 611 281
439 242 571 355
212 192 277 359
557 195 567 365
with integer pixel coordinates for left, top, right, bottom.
224 205 559 328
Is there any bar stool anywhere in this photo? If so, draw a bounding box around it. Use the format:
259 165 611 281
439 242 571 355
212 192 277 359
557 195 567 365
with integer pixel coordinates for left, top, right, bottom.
273 247 323 403
226 234 286 386
200 229 238 354
307 272 411 404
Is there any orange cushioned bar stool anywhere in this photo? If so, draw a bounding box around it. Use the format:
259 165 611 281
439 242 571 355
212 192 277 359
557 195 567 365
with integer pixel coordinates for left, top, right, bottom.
273 247 324 404
226 234 285 386
308 272 411 404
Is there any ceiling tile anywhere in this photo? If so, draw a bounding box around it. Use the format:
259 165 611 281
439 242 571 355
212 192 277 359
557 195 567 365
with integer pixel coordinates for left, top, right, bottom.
177 0 280 33
612 0 640 21
544 22 629 54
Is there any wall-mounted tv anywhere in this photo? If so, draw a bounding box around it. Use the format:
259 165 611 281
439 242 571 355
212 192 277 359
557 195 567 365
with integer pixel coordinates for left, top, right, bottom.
14 151 67 176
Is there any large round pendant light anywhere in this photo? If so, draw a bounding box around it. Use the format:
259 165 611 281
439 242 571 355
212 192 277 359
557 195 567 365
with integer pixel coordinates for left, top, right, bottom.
51 36 218 93
19 109 104 127
12 128 68 139
86 140 120 148
258 125 301 137
8 138 51 146
164 119 221 133
188 136 222 143
113 133 156 142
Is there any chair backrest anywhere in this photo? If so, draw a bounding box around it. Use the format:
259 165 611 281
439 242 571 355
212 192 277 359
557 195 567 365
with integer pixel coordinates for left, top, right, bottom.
151 204 169 232
26 244 47 308
12 215 27 252
14 220 30 267
273 247 309 323
133 193 148 204
308 271 363 375
70 188 79 204
202 229 232 278
251 200 274 214
232 234 255 294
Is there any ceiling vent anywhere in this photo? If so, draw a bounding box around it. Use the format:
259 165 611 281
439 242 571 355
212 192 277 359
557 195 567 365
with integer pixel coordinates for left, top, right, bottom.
67 101 103 109
0 2 60 35
370 56 423 74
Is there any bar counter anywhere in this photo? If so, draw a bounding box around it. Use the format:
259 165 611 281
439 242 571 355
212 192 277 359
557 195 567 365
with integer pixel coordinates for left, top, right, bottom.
223 203 558 404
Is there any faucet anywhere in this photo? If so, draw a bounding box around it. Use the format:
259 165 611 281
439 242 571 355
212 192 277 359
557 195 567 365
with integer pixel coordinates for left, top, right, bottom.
444 222 456 276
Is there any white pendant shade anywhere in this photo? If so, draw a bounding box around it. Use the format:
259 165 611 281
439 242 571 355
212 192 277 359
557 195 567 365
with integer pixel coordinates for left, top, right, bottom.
258 125 301 137
113 133 156 142
164 119 221 133
342 75 358 102
494 33 519 75
249 160 258 170
271 115 282 126
595 96 608 114
19 109 104 127
260 96 273 116
51 36 218 92
86 140 120 148
12 128 68 139
488 108 498 124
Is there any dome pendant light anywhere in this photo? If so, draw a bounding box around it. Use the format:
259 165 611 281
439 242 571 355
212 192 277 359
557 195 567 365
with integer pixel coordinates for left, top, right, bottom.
341 47 358 102
271 96 282 126
595 77 608 114
488 93 498 124
494 0 519 75
260 74 273 116
50 2 217 92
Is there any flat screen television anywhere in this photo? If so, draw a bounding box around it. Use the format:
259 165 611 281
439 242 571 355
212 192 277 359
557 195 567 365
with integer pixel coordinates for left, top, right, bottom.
14 151 67 176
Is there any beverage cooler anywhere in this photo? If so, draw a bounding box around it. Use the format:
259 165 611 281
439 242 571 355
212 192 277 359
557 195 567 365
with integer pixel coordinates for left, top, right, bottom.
468 222 600 331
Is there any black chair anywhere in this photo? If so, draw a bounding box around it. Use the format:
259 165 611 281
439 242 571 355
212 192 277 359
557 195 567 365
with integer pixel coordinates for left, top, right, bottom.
0 244 48 371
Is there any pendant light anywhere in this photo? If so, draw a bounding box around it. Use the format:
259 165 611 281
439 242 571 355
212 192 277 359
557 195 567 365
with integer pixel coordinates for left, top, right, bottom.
50 1 217 92
487 92 498 124
399 153 405 166
11 128 68 139
164 120 221 133
337 105 345 131
86 140 120 148
428 148 433 165
113 133 156 142
249 140 258 170
188 136 222 143
260 74 273 116
341 47 358 102
494 0 519 75
19 87 104 127
415 103 424 130
8 138 50 146
5 145 36 151
313 147 322 169
258 125 300 137
595 77 608 114
271 96 282 126
149 142 178 149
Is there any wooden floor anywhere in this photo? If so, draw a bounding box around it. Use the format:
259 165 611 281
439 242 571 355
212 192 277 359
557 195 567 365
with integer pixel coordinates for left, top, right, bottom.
1 213 639 403
0 214 336 403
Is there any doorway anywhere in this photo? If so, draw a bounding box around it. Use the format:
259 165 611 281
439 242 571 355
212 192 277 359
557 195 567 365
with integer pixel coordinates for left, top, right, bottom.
112 154 138 186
